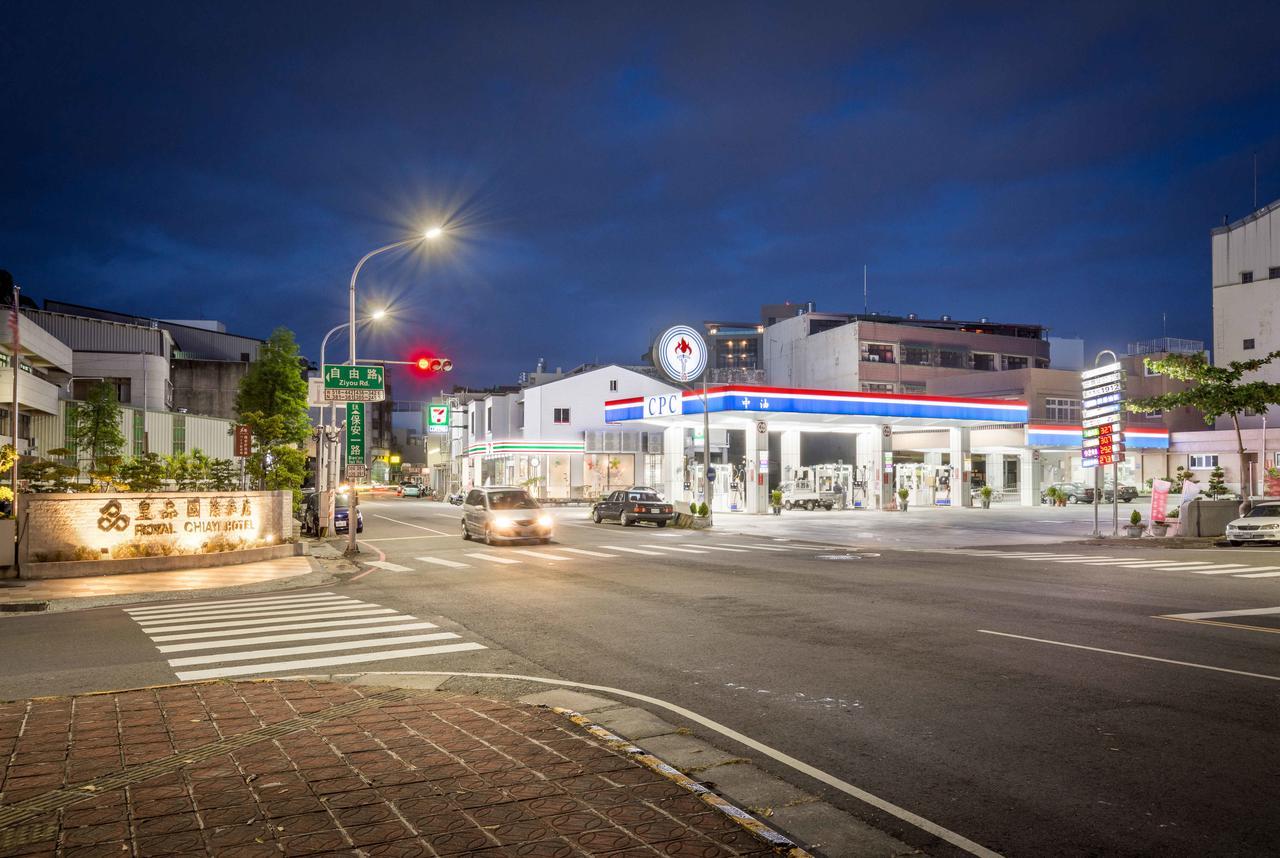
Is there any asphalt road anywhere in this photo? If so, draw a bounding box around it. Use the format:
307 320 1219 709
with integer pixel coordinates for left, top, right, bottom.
4 497 1279 857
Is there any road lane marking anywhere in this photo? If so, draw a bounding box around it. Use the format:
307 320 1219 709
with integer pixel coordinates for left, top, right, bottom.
559 548 618 558
1052 557 1142 564
125 592 340 613
362 535 450 542
365 561 414 572
168 633 464 666
126 597 361 622
511 549 572 561
139 607 398 633
415 556 470 568
645 545 707 554
172 642 488 681
157 622 443 652
977 629 1280 682
1236 569 1280 577
698 545 748 552
1111 561 1235 569
1164 606 1280 620
150 615 422 642
462 552 520 565
716 543 788 552
601 545 662 556
369 513 450 535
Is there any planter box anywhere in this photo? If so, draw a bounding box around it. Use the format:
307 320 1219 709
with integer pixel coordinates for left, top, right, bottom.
0 519 13 569
1178 500 1240 538
673 512 713 530
21 542 304 580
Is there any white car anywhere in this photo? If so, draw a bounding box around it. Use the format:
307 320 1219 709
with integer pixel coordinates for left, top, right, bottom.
1225 502 1280 545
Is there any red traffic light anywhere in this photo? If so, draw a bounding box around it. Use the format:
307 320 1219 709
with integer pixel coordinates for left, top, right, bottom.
412 356 453 373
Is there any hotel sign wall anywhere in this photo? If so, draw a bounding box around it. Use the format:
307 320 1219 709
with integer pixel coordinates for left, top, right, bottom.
22 491 290 563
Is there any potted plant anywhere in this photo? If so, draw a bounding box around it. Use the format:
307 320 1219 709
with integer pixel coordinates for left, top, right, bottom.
1044 486 1059 506
897 487 910 511
979 485 993 509
1150 518 1169 537
770 489 783 515
1125 509 1145 538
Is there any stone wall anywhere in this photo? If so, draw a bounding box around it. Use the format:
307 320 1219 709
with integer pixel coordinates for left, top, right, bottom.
21 490 290 565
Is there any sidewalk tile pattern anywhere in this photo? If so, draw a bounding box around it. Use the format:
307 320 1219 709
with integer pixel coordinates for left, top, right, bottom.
0 558 314 605
0 681 775 857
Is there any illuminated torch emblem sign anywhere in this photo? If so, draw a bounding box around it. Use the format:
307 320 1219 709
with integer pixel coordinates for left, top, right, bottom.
653 325 708 384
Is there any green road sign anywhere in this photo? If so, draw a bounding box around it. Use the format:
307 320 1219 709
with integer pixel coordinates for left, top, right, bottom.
324 364 384 390
426 402 451 433
346 402 365 465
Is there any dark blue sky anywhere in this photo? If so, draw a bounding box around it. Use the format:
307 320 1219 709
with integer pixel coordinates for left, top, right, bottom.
6 2 1280 396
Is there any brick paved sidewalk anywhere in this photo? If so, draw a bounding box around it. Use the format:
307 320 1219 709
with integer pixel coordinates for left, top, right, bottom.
0 681 783 858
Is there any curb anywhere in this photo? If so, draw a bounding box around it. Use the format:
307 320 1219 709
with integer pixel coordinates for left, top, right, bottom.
550 706 815 857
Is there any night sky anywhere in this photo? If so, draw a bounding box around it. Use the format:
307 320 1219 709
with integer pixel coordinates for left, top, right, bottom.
6 3 1280 396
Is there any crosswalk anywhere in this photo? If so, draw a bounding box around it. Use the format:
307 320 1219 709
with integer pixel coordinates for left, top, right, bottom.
125 592 487 681
392 539 823 571
913 549 1280 580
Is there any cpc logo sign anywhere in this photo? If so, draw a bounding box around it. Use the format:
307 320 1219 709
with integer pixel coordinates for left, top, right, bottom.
645 393 683 417
652 325 708 383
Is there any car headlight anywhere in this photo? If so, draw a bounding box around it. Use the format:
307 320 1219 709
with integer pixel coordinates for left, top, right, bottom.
537 514 554 528
492 515 514 529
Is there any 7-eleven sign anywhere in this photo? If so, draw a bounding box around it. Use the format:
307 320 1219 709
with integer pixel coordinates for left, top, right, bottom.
426 402 451 434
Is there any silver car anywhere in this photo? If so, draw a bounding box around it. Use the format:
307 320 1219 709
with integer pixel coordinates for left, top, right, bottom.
1225 502 1280 545
460 486 554 544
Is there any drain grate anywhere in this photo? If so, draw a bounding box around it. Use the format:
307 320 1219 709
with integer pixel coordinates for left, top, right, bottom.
0 687 417 832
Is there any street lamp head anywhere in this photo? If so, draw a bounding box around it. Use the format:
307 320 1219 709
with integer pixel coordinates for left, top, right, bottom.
370 308 388 321
423 226 445 241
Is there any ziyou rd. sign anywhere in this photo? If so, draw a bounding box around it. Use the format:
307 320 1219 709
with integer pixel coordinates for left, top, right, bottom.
323 364 386 402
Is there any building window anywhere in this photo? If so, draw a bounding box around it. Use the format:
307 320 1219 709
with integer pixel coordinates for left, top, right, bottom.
901 345 931 366
1045 398 1080 423
1244 338 1256 350
938 349 965 369
133 411 145 456
901 381 927 394
172 414 186 453
1241 271 1254 284
1035 358 1050 369
1189 454 1218 470
240 352 250 362
553 408 571 424
609 379 618 392
1002 355 1029 370
860 343 895 363
972 352 997 371
860 383 895 393
486 407 492 432
1270 267 1280 280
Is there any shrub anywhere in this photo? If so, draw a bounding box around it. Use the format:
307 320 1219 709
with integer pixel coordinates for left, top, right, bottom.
697 502 709 517
980 486 993 499
689 503 698 514
1129 509 1142 526
770 490 783 507
897 487 909 500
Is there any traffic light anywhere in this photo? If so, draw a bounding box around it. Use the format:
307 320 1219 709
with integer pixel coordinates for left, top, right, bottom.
413 356 453 373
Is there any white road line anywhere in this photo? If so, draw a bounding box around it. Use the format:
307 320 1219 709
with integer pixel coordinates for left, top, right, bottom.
559 548 618 558
1052 557 1141 564
139 607 398 633
1122 562 1240 570
369 513 450 535
1165 606 1280 620
125 592 339 614
157 621 442 652
716 543 788 552
168 633 463 666
462 552 520 565
1176 565 1252 574
698 545 748 553
645 544 707 554
977 629 1280 682
601 545 662 556
150 614 421 642
361 535 450 542
415 556 470 569
1236 569 1280 577
173 642 489 681
126 597 360 622
1112 561 1235 569
511 549 573 561
365 561 414 572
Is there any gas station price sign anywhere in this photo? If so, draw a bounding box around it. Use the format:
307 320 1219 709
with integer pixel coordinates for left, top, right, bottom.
1080 362 1126 468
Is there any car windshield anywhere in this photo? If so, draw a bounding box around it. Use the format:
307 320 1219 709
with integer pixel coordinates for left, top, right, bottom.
1245 505 1280 517
628 492 661 502
488 491 538 510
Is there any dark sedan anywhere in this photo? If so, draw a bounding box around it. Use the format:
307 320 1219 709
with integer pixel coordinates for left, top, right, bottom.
592 489 674 527
301 492 364 536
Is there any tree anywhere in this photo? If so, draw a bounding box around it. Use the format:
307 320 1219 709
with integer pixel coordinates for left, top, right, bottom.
1207 464 1228 499
117 453 168 492
209 458 240 491
67 382 125 481
1128 351 1280 460
235 328 310 505
167 449 212 491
